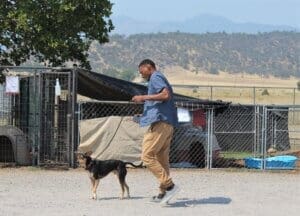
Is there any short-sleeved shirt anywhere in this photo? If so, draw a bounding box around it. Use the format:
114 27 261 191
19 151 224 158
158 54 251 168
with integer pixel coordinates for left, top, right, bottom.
139 71 178 127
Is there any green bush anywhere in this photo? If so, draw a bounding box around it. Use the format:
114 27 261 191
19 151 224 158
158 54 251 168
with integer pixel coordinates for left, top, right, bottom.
261 89 269 96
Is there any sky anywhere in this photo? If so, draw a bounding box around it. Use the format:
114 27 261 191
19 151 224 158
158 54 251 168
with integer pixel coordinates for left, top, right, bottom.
111 0 300 27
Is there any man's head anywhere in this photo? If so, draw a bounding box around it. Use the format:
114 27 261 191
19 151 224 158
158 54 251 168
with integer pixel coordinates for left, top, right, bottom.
138 59 156 80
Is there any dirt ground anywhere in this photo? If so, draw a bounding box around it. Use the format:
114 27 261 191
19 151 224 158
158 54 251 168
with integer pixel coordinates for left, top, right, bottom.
0 168 300 216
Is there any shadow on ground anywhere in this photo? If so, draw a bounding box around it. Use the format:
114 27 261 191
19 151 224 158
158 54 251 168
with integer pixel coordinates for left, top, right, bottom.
98 196 145 201
167 196 232 208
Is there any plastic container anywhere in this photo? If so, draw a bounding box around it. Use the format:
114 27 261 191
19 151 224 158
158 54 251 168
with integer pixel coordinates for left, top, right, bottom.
244 155 298 170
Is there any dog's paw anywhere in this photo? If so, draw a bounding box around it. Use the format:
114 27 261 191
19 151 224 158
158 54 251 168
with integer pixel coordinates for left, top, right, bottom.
92 193 97 200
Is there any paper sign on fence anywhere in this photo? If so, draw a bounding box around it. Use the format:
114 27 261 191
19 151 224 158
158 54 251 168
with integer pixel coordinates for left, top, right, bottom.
5 76 20 94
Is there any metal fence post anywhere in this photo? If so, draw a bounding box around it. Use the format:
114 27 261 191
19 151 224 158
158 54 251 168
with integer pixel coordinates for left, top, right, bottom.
37 72 42 166
261 106 267 170
206 109 210 169
253 105 257 156
70 68 78 168
210 108 214 169
77 102 81 152
66 71 72 166
206 108 214 170
32 69 37 165
260 106 263 170
293 88 296 124
253 87 256 105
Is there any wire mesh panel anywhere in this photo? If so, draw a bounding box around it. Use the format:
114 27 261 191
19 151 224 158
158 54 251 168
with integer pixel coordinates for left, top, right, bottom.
37 72 73 166
0 69 37 166
211 105 261 169
79 101 143 120
263 107 300 170
78 100 210 169
0 67 77 167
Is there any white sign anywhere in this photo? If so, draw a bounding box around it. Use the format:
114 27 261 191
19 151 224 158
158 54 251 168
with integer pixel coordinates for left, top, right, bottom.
55 78 61 96
5 76 20 94
177 107 191 123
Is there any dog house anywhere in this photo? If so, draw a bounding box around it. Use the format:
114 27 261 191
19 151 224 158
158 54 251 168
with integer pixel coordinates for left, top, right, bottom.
0 126 31 165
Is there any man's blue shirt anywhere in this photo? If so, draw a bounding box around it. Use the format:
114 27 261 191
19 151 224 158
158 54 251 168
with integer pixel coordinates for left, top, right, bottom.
139 71 178 127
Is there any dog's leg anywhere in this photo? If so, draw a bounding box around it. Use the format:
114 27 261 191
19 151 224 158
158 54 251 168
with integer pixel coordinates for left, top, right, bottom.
89 176 95 199
117 175 126 200
92 179 100 200
90 175 95 199
124 181 130 198
119 182 125 200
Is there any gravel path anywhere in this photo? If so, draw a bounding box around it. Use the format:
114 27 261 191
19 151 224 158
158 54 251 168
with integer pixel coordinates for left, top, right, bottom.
0 168 299 216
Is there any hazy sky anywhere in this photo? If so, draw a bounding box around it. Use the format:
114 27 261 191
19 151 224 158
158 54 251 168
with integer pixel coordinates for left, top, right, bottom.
111 0 300 27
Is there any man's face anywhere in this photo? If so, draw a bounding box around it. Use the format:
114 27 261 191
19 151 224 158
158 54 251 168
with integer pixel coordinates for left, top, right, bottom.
139 65 153 80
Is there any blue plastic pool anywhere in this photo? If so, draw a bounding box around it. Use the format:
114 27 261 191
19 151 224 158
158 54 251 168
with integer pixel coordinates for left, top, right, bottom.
244 155 298 170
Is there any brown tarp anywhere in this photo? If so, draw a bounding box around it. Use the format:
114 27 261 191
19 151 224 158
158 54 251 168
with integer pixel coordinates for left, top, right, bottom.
78 116 221 163
78 116 147 163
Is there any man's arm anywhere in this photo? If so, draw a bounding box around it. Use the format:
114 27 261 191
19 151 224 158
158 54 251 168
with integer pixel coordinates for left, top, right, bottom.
132 88 170 103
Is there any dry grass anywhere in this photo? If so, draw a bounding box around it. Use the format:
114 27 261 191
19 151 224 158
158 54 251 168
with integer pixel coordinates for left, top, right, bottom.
164 66 299 88
150 67 300 105
174 87 300 105
133 66 300 105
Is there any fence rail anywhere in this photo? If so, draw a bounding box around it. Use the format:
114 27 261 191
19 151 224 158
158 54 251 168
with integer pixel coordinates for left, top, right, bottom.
173 85 300 106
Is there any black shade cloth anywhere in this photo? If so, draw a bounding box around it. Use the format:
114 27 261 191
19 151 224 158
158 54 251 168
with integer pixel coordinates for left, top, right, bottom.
77 69 230 110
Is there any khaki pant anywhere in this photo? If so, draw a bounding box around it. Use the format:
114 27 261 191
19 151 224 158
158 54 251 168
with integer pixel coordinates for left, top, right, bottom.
141 121 174 192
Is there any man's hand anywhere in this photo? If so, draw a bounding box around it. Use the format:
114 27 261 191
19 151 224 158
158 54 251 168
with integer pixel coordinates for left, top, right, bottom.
132 114 141 123
132 95 146 103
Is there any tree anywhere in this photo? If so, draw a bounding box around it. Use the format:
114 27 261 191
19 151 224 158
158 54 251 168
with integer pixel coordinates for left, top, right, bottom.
119 69 136 81
0 0 114 69
261 89 269 96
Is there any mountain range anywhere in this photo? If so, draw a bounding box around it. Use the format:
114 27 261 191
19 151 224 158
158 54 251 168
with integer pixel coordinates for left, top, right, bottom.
88 31 300 81
111 14 299 35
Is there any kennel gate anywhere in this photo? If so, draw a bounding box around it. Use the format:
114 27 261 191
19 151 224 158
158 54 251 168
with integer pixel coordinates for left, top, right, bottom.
0 67 78 167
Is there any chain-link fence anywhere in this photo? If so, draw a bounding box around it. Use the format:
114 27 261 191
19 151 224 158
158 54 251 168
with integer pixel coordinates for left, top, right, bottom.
0 66 77 167
210 105 259 168
173 85 299 106
260 106 300 169
78 100 210 168
1 66 299 170
78 101 300 170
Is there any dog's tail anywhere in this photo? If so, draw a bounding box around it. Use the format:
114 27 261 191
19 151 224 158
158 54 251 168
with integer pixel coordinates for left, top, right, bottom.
124 162 143 168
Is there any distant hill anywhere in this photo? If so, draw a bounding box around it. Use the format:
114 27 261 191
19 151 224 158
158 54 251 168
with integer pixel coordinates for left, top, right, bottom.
111 15 299 35
88 31 300 80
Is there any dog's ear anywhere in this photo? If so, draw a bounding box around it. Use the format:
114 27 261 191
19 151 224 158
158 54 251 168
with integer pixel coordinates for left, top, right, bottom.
84 151 93 157
75 151 85 159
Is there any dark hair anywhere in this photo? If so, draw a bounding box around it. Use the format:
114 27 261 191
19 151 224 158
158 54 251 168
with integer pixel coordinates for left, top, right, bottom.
138 59 156 69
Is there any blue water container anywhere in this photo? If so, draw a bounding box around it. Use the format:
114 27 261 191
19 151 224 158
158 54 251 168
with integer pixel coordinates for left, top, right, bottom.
244 155 298 170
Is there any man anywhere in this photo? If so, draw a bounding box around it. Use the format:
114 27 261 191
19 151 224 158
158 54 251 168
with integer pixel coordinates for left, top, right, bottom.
132 59 179 204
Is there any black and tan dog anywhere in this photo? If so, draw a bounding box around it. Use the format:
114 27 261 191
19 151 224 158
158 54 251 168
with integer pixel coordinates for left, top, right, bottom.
78 152 142 200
